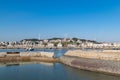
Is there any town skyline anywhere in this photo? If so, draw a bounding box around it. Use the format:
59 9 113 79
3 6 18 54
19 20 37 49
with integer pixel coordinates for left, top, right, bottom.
1 37 120 50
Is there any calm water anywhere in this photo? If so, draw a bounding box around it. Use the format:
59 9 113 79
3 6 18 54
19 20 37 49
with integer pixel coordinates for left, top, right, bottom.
0 49 120 80
0 63 120 80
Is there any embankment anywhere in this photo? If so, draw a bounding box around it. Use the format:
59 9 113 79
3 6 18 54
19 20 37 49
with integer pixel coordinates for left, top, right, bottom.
60 50 120 75
0 52 58 63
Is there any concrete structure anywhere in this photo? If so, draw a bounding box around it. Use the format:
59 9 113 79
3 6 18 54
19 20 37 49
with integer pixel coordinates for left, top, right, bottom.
60 50 120 75
0 52 54 58
0 52 56 63
0 52 6 58
64 50 120 61
60 56 120 76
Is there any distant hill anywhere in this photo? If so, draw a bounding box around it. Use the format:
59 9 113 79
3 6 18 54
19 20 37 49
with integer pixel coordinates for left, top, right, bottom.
72 38 99 43
21 39 40 42
20 37 100 43
48 38 63 40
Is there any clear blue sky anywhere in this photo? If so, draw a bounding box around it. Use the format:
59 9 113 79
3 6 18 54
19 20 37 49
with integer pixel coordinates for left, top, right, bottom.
0 0 120 42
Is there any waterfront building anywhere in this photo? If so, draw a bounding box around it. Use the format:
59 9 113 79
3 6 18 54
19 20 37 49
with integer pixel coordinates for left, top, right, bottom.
43 40 49 43
67 44 77 48
57 43 63 48
47 43 54 48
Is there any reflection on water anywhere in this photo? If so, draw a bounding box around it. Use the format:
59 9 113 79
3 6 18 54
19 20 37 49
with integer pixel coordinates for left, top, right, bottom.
0 63 120 80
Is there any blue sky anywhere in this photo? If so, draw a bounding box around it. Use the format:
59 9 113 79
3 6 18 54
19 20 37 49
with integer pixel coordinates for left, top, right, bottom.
0 0 120 42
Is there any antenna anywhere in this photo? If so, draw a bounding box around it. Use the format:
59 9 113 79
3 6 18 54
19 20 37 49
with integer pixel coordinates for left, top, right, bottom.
64 33 68 39
38 34 41 40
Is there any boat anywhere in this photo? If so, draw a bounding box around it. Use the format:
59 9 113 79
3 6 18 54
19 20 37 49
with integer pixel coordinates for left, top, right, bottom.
26 48 34 51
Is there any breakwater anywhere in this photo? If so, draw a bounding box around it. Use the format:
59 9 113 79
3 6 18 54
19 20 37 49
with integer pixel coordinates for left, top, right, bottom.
0 52 58 63
60 50 120 75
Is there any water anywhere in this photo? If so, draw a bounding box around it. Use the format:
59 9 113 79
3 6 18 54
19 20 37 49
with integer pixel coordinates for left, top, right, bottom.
0 63 120 80
0 49 120 80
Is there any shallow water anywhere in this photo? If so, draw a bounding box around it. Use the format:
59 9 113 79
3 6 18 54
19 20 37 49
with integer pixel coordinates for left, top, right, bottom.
0 63 120 80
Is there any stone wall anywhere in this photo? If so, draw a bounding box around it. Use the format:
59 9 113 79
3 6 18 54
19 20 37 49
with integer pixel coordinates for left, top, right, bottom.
64 50 120 61
0 52 6 58
0 52 56 63
60 56 120 75
60 50 120 75
0 52 54 58
103 50 120 53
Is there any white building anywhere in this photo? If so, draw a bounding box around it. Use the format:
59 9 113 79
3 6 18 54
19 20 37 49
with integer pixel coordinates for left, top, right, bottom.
57 43 63 48
47 43 54 48
67 44 77 48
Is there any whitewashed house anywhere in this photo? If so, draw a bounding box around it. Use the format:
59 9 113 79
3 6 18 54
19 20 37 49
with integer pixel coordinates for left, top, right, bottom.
47 43 54 48
57 43 63 48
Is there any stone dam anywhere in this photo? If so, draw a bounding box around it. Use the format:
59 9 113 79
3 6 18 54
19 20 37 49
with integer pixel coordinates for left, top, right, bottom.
60 50 120 76
0 52 58 63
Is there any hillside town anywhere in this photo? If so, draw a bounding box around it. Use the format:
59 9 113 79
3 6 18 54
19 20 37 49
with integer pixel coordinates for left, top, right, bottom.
0 38 120 49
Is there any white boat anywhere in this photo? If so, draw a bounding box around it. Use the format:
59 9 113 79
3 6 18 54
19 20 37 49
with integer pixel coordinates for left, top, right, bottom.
26 48 34 51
